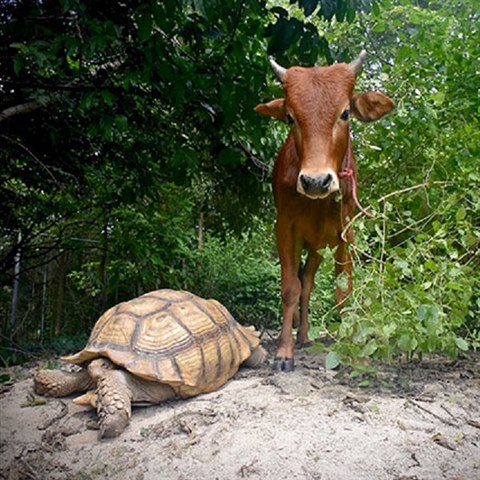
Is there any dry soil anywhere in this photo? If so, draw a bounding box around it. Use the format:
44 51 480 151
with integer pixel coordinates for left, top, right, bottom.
1 341 479 480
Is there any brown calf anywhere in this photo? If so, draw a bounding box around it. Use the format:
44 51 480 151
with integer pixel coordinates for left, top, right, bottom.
255 51 394 372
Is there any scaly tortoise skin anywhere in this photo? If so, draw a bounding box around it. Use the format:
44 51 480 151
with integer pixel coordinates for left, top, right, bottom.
34 290 266 438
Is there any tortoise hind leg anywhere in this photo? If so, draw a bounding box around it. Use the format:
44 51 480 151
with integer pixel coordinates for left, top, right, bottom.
34 368 93 397
89 358 176 439
243 346 268 368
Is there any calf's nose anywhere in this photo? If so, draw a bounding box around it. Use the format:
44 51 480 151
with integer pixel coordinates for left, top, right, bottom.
299 173 333 195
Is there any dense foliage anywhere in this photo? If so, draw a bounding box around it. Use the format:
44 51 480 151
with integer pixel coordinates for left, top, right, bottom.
1 0 478 367
321 0 480 367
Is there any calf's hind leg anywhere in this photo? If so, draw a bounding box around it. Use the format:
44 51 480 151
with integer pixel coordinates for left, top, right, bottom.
297 250 322 347
334 240 353 310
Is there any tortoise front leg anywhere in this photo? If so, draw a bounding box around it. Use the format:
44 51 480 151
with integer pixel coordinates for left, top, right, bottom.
88 358 133 438
88 358 176 439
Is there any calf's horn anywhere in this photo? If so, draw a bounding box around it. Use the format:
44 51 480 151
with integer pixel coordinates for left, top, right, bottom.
269 57 287 83
350 50 367 76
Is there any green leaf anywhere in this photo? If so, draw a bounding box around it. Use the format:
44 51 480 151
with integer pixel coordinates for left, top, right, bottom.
101 90 116 106
455 207 466 221
431 91 445 106
306 342 327 355
397 45 413 61
320 0 336 21
336 270 349 292
137 12 153 42
299 0 319 16
417 304 439 322
423 281 432 290
454 338 469 351
268 17 300 56
218 148 242 167
374 224 384 240
171 147 199 171
359 339 378 357
13 57 24 75
80 92 96 110
335 0 347 22
346 3 356 22
398 334 418 352
372 21 385 33
325 351 341 370
66 54 80 71
424 259 438 272
10 42 26 51
115 115 128 131
192 0 207 17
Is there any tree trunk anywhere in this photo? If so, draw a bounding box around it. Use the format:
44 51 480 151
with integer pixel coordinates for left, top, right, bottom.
54 251 68 336
97 218 109 312
40 261 48 342
10 231 22 346
198 211 204 250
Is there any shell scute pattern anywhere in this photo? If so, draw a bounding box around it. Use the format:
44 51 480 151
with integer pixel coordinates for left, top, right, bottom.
62 290 259 393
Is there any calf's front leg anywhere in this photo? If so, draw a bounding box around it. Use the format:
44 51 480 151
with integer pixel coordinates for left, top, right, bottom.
273 224 302 372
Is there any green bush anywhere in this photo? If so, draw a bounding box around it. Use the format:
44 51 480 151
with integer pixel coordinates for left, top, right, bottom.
326 188 479 367
184 219 281 329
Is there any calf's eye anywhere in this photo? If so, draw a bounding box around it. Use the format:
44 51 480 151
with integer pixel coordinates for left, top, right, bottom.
340 109 350 121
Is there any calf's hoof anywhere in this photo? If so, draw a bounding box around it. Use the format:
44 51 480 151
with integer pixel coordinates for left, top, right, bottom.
272 357 295 373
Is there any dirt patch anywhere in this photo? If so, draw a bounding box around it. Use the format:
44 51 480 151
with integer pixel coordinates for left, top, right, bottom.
1 344 479 480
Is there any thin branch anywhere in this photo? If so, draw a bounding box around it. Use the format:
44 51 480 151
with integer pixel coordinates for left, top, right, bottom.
407 398 458 427
341 209 367 243
377 181 455 204
238 143 271 180
0 134 59 185
0 216 102 278
1 79 94 92
341 180 457 242
0 100 42 122
350 244 387 266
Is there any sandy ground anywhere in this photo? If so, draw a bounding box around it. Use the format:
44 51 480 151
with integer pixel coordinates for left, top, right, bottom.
1 342 479 480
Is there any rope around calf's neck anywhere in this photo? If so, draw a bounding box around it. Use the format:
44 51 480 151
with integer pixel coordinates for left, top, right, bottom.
339 131 375 218
338 168 374 218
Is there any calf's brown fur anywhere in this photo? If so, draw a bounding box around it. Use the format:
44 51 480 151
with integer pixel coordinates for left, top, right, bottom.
255 51 394 371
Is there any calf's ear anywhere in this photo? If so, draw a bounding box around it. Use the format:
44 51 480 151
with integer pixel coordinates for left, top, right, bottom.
351 92 395 122
254 98 288 123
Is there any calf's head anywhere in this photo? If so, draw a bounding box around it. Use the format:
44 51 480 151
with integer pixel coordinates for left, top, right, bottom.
255 51 394 199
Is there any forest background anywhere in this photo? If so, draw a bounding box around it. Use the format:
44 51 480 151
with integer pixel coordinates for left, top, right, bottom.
1 0 478 370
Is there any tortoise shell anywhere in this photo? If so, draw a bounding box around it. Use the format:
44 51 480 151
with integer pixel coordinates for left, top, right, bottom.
63 290 261 397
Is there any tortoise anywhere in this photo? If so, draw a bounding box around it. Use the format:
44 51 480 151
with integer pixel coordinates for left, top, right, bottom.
34 289 267 438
